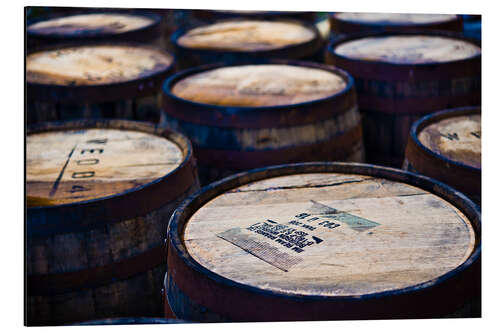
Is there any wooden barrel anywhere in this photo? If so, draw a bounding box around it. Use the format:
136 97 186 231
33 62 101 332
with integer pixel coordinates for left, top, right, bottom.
462 15 482 41
26 119 199 326
164 162 480 322
171 18 324 69
404 106 481 205
326 31 481 167
26 43 175 124
191 9 317 23
329 13 463 38
27 11 163 50
161 60 364 185
75 317 188 325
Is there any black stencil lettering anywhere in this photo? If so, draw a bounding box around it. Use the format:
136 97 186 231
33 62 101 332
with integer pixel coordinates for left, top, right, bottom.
470 131 481 139
295 213 310 219
81 148 104 155
76 158 99 165
72 171 95 179
86 138 108 144
440 132 459 141
68 185 91 193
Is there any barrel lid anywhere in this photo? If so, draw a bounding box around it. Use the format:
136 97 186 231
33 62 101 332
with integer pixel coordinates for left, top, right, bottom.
333 34 481 64
333 12 458 26
172 163 480 299
26 44 173 86
27 12 157 38
176 19 317 52
412 107 481 170
171 64 347 107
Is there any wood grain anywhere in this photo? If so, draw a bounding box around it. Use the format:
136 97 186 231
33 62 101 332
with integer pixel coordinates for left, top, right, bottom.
184 172 475 297
27 128 183 206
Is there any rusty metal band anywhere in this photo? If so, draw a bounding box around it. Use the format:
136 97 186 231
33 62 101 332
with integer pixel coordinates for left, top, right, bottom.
193 124 363 170
27 120 197 237
28 243 165 296
161 61 357 129
328 14 463 34
357 92 481 114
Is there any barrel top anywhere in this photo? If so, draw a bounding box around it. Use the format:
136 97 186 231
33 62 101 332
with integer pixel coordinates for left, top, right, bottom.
418 113 481 169
334 35 480 64
27 13 155 36
26 45 173 86
334 12 458 25
183 171 476 297
176 20 316 52
171 64 347 107
27 128 184 207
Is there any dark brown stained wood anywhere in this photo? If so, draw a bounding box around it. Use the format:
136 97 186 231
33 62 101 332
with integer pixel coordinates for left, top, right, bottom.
326 31 481 168
404 106 481 204
164 162 480 322
26 43 175 124
26 119 199 326
161 60 365 185
329 13 463 40
170 18 323 69
27 11 163 50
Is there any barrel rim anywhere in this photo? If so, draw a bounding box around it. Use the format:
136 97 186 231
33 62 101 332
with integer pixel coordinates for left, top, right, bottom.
162 59 355 111
330 12 461 28
167 162 481 302
26 41 175 103
408 105 481 173
170 17 322 59
327 29 481 68
26 119 195 233
27 10 162 40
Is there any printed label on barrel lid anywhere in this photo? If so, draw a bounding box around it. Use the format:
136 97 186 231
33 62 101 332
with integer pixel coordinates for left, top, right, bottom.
27 128 183 207
184 173 476 296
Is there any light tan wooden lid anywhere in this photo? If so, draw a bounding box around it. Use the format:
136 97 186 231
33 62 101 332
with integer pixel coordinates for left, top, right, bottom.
418 114 481 169
334 35 480 64
184 172 476 296
26 45 173 85
27 128 183 207
171 64 346 107
28 13 154 35
177 20 316 51
335 12 457 25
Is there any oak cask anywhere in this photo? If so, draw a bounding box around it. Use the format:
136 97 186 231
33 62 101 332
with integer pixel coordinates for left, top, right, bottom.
404 106 481 204
26 43 175 124
26 119 199 326
326 31 481 167
164 162 480 322
161 60 364 185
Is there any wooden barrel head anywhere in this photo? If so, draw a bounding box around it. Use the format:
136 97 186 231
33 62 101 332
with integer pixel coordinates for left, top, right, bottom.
171 64 347 107
177 20 316 52
27 127 184 207
418 113 481 169
334 35 480 64
183 172 475 296
26 44 173 86
334 13 458 25
27 13 156 37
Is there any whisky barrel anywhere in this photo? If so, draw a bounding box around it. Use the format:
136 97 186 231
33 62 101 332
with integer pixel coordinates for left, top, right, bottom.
404 106 481 204
27 11 162 50
26 43 175 124
26 119 199 326
164 162 481 322
329 13 463 38
171 19 323 69
326 31 481 167
192 9 316 23
161 60 364 185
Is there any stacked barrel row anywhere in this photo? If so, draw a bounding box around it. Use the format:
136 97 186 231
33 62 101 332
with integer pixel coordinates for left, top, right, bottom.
25 7 481 326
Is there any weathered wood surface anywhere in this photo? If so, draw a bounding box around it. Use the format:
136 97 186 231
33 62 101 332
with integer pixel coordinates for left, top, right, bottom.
165 163 481 322
162 61 364 185
171 19 323 69
26 120 199 326
326 32 481 167
404 107 481 204
26 44 174 124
